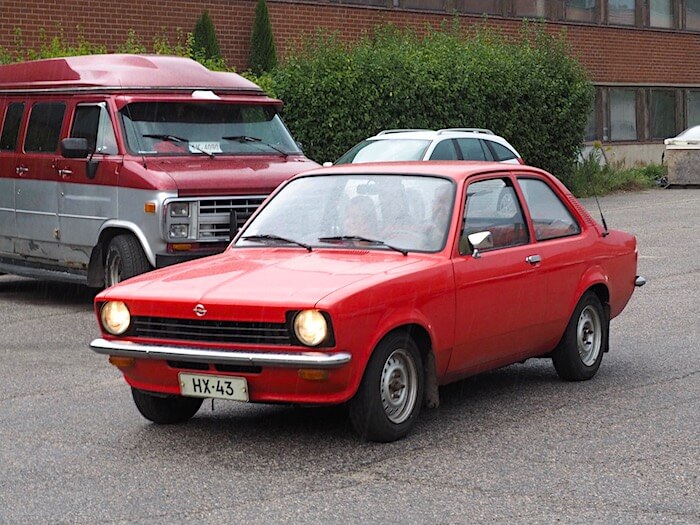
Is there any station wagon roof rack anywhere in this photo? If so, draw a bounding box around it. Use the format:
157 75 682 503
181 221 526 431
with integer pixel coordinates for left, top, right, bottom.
377 129 433 135
437 128 495 135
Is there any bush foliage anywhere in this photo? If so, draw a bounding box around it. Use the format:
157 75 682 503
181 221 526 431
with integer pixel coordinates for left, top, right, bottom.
264 22 593 180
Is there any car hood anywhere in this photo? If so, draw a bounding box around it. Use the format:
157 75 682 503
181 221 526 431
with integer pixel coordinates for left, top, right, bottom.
100 248 428 308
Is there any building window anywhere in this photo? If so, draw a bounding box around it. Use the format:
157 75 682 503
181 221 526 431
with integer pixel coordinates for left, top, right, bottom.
687 0 700 29
565 0 597 22
650 90 676 139
454 0 501 15
650 0 674 28
401 0 446 9
513 0 547 17
584 103 597 141
609 89 637 141
687 91 700 128
608 0 636 25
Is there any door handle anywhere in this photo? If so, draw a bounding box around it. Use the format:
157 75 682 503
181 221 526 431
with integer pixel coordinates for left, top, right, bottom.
15 166 29 175
525 254 542 265
58 168 73 179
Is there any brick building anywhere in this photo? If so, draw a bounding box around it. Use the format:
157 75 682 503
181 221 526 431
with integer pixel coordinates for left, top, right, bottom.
2 0 699 164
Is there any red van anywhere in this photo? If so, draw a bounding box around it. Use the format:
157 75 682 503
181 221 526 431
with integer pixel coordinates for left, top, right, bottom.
0 54 317 287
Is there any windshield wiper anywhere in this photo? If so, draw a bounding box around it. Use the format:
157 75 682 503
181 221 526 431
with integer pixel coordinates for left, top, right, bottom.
241 234 312 252
317 236 408 256
142 134 215 158
222 135 289 158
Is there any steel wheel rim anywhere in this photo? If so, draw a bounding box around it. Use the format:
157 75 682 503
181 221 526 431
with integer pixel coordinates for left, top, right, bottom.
380 348 418 424
577 305 602 366
106 251 121 287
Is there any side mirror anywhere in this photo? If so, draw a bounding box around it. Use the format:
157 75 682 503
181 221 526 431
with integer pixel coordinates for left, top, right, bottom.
467 231 493 259
60 138 90 159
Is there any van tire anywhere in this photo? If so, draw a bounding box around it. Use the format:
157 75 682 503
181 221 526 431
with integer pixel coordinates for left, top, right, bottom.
104 234 151 287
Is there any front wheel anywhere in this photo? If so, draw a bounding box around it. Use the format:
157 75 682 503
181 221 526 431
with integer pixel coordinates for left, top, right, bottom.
349 333 424 442
131 388 203 424
104 234 151 287
552 291 608 381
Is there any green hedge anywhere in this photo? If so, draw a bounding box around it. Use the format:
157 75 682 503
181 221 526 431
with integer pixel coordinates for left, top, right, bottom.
262 23 593 181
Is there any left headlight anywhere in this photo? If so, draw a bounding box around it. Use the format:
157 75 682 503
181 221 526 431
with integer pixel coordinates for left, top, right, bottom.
293 310 328 347
100 301 131 335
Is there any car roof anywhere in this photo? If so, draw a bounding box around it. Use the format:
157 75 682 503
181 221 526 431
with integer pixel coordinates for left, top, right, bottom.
366 129 500 141
298 160 552 185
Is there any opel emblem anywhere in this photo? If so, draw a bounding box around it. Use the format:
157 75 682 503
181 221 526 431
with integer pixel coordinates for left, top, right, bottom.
193 304 207 317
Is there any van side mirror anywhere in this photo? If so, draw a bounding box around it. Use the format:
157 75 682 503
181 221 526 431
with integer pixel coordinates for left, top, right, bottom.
467 231 493 259
60 138 90 159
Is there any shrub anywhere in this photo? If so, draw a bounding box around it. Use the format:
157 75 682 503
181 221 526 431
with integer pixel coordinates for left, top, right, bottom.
249 0 277 75
269 22 593 180
192 11 222 62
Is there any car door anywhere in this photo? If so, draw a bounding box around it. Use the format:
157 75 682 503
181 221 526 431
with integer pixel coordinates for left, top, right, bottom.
54 101 120 266
0 100 24 257
14 101 66 262
448 175 548 375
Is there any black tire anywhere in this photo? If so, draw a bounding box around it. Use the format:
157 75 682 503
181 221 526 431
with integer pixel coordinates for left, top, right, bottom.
104 234 151 287
349 332 424 442
552 291 608 381
131 387 203 424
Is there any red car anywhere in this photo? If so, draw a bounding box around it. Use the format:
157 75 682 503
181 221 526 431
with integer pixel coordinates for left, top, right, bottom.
91 162 644 442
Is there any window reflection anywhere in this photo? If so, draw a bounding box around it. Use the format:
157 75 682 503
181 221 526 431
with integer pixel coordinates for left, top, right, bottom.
565 0 596 22
610 89 637 141
650 0 674 28
609 0 636 26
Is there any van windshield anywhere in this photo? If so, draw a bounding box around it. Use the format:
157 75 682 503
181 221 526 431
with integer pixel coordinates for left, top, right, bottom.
119 102 301 157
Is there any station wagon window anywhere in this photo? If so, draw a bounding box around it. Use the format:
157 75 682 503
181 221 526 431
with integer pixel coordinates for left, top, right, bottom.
518 178 580 241
455 138 490 161
70 103 118 155
0 103 24 151
429 139 459 160
24 102 66 153
487 141 518 162
460 178 529 255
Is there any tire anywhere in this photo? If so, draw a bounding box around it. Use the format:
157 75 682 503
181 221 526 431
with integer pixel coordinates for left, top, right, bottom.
104 234 151 287
552 291 608 381
131 388 203 424
349 332 424 442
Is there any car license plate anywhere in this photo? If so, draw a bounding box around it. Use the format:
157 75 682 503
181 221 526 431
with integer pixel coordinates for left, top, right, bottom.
179 373 249 401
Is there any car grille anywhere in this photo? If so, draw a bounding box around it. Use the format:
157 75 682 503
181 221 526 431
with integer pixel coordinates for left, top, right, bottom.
197 196 267 241
132 316 292 345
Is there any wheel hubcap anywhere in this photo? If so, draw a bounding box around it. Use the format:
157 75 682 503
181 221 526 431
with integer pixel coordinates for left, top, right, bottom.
106 251 121 287
380 349 418 424
577 305 602 366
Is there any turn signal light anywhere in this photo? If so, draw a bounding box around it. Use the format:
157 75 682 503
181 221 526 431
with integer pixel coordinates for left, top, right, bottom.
108 356 135 369
298 369 329 381
144 202 157 214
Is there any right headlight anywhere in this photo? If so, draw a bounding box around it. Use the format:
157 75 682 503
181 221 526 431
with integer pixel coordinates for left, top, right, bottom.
293 310 328 347
100 301 131 335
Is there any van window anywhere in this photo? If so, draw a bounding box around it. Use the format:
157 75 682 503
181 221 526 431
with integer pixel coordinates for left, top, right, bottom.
25 102 66 153
71 103 118 155
0 103 25 151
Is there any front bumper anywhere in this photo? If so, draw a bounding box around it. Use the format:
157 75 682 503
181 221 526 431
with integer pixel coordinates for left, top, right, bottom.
90 338 352 368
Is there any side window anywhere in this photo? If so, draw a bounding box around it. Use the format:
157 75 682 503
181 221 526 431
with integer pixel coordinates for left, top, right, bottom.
24 102 66 153
429 139 459 160
486 140 517 161
455 138 487 161
0 103 25 151
518 178 581 241
71 103 118 154
460 178 529 255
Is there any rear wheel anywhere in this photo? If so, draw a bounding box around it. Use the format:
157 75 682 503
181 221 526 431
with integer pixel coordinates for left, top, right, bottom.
131 388 203 424
349 332 423 442
104 234 151 287
552 291 608 381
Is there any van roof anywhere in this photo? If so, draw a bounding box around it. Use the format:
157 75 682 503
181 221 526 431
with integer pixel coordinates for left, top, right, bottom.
0 54 264 95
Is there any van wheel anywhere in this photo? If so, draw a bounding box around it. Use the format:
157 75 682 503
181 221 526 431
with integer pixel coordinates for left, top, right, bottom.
104 234 151 287
349 333 423 442
131 388 203 424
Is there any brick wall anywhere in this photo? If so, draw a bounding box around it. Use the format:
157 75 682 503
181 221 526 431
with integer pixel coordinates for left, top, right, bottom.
1 0 698 85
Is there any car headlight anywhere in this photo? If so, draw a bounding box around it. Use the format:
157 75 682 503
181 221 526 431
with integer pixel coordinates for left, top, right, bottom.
293 310 328 347
169 202 190 217
100 301 131 335
169 224 189 239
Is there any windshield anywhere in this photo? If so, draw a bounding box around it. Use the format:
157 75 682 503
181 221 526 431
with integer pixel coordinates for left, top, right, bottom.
235 174 455 253
335 139 431 164
120 102 301 156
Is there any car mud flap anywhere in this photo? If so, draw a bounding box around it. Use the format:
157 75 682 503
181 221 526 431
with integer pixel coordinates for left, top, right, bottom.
424 352 439 409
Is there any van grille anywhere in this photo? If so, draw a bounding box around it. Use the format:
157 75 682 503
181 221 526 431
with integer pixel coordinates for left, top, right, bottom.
132 316 291 345
196 195 267 241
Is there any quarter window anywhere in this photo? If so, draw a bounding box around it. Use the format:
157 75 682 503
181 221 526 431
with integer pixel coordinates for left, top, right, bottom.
461 178 529 254
0 103 24 151
518 178 580 241
25 102 66 153
487 140 517 161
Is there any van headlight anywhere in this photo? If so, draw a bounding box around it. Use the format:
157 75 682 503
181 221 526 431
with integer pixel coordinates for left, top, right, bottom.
169 224 189 239
100 301 131 335
293 310 328 347
169 202 190 217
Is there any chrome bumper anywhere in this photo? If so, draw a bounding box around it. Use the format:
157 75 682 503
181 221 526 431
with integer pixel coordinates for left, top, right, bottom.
90 338 352 368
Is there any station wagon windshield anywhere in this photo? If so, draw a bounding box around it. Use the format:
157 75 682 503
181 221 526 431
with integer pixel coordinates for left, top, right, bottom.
120 102 301 156
236 174 456 253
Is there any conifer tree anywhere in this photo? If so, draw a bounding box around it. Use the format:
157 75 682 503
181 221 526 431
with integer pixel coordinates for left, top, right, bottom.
192 10 221 61
249 0 277 74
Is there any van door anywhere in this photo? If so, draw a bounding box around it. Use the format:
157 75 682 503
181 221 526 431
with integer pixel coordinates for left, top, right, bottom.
0 101 25 257
15 101 66 262
54 102 120 268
